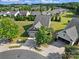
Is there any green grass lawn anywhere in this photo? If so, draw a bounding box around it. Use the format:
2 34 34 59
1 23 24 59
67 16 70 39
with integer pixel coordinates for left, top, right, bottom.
50 11 74 32
13 20 33 43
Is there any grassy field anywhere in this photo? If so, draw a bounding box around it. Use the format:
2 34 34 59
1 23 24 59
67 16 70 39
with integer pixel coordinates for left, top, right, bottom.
50 11 74 32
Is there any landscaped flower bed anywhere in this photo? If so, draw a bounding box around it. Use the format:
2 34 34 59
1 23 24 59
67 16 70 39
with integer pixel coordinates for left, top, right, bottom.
8 44 21 48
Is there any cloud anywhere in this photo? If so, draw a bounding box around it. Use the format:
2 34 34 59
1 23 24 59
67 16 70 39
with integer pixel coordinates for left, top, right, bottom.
41 0 53 3
1 0 19 2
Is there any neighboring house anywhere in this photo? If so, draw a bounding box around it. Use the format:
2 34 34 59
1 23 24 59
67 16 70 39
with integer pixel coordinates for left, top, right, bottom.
0 11 31 17
27 15 52 37
57 18 79 45
50 8 67 15
31 11 41 16
31 11 51 16
14 11 30 16
0 11 8 16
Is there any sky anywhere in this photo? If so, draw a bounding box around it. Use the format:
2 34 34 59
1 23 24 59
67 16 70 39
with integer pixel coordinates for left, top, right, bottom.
0 0 79 4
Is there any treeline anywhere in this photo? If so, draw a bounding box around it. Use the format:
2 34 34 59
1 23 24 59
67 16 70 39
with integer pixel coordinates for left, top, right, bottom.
0 4 31 11
0 4 56 11
56 2 79 15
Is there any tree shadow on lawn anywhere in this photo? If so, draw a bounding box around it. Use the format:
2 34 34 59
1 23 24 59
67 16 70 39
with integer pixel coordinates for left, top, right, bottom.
21 24 32 37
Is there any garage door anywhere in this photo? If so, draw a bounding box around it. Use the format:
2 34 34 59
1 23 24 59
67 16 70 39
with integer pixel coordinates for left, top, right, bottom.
58 37 70 44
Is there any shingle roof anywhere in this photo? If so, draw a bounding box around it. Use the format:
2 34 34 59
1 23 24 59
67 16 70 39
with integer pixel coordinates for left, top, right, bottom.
19 11 27 15
66 26 78 42
31 11 41 15
50 8 66 15
0 11 28 16
65 18 79 31
28 15 51 31
57 17 79 45
33 15 51 27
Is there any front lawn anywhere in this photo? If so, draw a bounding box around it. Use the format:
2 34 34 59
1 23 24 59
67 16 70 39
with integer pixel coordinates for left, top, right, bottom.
12 20 33 43
50 11 74 32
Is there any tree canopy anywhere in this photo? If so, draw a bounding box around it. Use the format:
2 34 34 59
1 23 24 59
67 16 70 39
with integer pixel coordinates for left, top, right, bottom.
35 26 54 46
0 18 19 40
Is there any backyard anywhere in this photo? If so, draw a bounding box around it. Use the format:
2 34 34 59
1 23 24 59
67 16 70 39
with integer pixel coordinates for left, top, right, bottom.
50 11 74 32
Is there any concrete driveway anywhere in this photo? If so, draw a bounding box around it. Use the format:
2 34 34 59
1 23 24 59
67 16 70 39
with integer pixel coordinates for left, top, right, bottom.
22 38 66 59
0 39 66 59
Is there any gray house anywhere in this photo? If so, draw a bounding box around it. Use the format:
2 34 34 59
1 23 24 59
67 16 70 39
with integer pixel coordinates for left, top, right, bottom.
27 15 52 37
31 11 51 16
57 18 79 45
0 11 31 16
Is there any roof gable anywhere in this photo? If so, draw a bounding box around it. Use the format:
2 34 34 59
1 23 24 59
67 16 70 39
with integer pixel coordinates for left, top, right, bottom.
28 15 51 31
34 21 42 29
33 15 51 27
65 17 79 34
66 26 78 42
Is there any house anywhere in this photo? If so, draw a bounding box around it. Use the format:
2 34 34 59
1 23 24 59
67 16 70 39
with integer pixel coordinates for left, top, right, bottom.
0 11 8 16
27 15 52 37
50 8 67 15
31 11 51 16
14 11 28 16
17 11 31 16
0 11 31 17
31 11 41 16
57 18 79 45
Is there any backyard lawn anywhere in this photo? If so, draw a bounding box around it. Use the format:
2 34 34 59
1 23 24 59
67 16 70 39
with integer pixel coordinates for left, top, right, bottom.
50 11 74 32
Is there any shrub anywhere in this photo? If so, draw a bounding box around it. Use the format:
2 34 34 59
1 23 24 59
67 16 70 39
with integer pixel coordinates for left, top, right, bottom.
14 15 26 21
65 45 79 59
27 15 36 21
54 15 58 21
58 16 61 22
51 16 54 21
9 44 21 48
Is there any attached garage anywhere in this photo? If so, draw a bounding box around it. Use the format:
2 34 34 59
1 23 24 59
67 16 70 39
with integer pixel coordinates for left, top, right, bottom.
58 37 70 44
